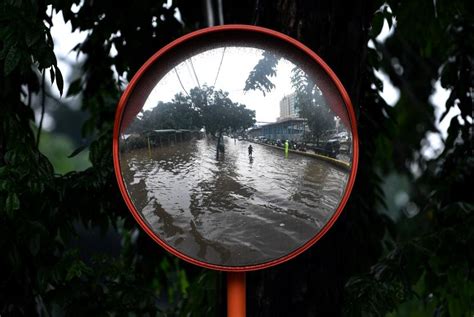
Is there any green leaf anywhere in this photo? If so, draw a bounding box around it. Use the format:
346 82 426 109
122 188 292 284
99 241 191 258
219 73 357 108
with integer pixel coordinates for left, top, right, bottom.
50 66 55 85
81 118 96 137
68 143 88 158
439 92 455 122
6 192 20 214
37 155 55 179
55 65 64 95
371 12 384 38
178 269 189 295
160 257 170 272
25 30 40 47
66 260 91 281
66 78 83 97
29 234 41 256
38 49 56 69
4 46 20 75
4 150 17 164
447 294 463 317
0 178 12 191
0 166 7 176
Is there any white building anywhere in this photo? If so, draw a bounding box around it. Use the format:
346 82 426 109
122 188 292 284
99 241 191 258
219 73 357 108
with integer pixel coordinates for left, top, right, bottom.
279 93 298 120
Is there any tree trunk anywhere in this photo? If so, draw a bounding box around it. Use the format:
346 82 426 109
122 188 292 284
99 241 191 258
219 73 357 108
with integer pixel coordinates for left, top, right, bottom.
182 1 384 315
242 1 376 316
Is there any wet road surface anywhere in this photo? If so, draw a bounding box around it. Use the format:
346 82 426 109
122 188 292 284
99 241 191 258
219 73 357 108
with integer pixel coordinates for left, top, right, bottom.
119 136 350 266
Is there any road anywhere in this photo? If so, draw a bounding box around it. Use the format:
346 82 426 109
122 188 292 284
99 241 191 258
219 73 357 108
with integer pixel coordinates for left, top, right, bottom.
120 136 350 266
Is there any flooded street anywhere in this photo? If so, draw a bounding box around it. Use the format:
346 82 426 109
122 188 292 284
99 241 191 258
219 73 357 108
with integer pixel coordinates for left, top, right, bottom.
120 136 350 266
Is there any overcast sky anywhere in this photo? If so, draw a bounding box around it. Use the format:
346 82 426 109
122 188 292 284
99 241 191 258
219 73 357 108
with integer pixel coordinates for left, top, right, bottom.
49 8 458 159
142 46 296 123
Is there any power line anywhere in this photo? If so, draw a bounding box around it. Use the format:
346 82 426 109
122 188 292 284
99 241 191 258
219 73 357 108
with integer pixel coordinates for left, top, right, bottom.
213 47 226 87
189 57 201 88
216 0 224 25
204 0 215 27
184 61 196 87
174 68 191 98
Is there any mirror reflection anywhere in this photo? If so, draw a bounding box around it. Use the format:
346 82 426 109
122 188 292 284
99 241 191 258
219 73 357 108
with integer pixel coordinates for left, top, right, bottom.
119 46 352 266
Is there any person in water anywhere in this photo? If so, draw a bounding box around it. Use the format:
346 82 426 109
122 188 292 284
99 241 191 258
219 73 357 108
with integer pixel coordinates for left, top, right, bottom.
248 144 253 157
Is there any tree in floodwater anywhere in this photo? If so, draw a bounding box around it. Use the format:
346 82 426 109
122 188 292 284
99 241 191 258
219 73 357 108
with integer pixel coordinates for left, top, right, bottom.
291 68 335 145
244 53 335 145
126 86 253 159
126 99 202 134
187 85 256 159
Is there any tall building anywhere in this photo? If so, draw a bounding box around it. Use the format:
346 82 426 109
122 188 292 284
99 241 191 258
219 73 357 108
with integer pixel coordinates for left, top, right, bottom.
279 93 298 119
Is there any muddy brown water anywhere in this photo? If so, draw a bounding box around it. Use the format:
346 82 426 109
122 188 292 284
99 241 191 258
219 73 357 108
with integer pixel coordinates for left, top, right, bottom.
119 136 350 267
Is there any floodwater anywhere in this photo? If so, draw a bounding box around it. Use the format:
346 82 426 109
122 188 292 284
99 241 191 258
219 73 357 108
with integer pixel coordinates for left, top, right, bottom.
119 136 350 266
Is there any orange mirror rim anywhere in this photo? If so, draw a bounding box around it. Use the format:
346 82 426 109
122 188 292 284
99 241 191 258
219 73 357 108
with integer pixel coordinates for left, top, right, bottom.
113 24 359 272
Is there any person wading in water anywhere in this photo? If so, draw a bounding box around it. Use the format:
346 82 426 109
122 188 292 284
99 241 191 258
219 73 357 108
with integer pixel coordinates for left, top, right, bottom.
248 144 253 157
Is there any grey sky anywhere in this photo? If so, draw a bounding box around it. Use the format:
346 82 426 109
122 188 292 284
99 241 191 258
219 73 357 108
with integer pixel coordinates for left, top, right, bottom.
142 46 296 123
49 9 457 159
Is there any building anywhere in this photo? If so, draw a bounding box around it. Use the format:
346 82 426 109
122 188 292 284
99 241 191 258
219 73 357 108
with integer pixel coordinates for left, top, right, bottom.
279 93 298 119
248 117 307 142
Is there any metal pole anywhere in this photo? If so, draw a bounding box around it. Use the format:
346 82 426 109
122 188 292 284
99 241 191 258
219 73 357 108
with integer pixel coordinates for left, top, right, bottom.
227 272 246 317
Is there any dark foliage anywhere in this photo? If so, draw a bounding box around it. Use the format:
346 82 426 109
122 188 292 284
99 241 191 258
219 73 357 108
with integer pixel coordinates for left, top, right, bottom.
0 0 472 316
244 51 279 96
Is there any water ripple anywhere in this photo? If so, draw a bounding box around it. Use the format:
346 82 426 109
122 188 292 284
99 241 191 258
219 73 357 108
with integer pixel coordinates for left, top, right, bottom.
120 136 350 266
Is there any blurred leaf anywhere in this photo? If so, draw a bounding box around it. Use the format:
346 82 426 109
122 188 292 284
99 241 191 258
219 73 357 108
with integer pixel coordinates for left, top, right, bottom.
29 234 40 256
50 66 55 85
6 192 20 214
371 11 384 38
25 30 40 47
67 78 82 97
55 65 64 95
4 45 20 75
67 143 88 158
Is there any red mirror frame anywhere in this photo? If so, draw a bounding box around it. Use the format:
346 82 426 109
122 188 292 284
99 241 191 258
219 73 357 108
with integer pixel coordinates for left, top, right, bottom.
112 25 359 272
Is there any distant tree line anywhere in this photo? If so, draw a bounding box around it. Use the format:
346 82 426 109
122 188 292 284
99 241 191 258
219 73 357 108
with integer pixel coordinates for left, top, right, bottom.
126 85 256 159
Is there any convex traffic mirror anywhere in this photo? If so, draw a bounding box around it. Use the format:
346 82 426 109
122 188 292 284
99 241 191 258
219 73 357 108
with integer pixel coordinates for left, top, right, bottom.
113 25 358 271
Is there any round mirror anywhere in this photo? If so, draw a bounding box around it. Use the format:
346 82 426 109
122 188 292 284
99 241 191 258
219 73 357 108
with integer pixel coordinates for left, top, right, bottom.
113 25 358 271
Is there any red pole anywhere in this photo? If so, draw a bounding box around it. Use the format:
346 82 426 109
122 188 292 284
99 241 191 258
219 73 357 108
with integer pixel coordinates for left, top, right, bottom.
227 272 246 317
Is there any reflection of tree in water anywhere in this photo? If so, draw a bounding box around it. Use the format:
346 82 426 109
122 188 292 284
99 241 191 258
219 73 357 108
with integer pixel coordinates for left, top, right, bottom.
289 159 348 226
122 148 233 263
288 158 329 207
148 198 232 263
189 220 231 263
121 157 150 212
150 141 199 173
149 200 185 239
121 142 250 264
189 140 255 219
121 154 188 240
120 138 350 266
